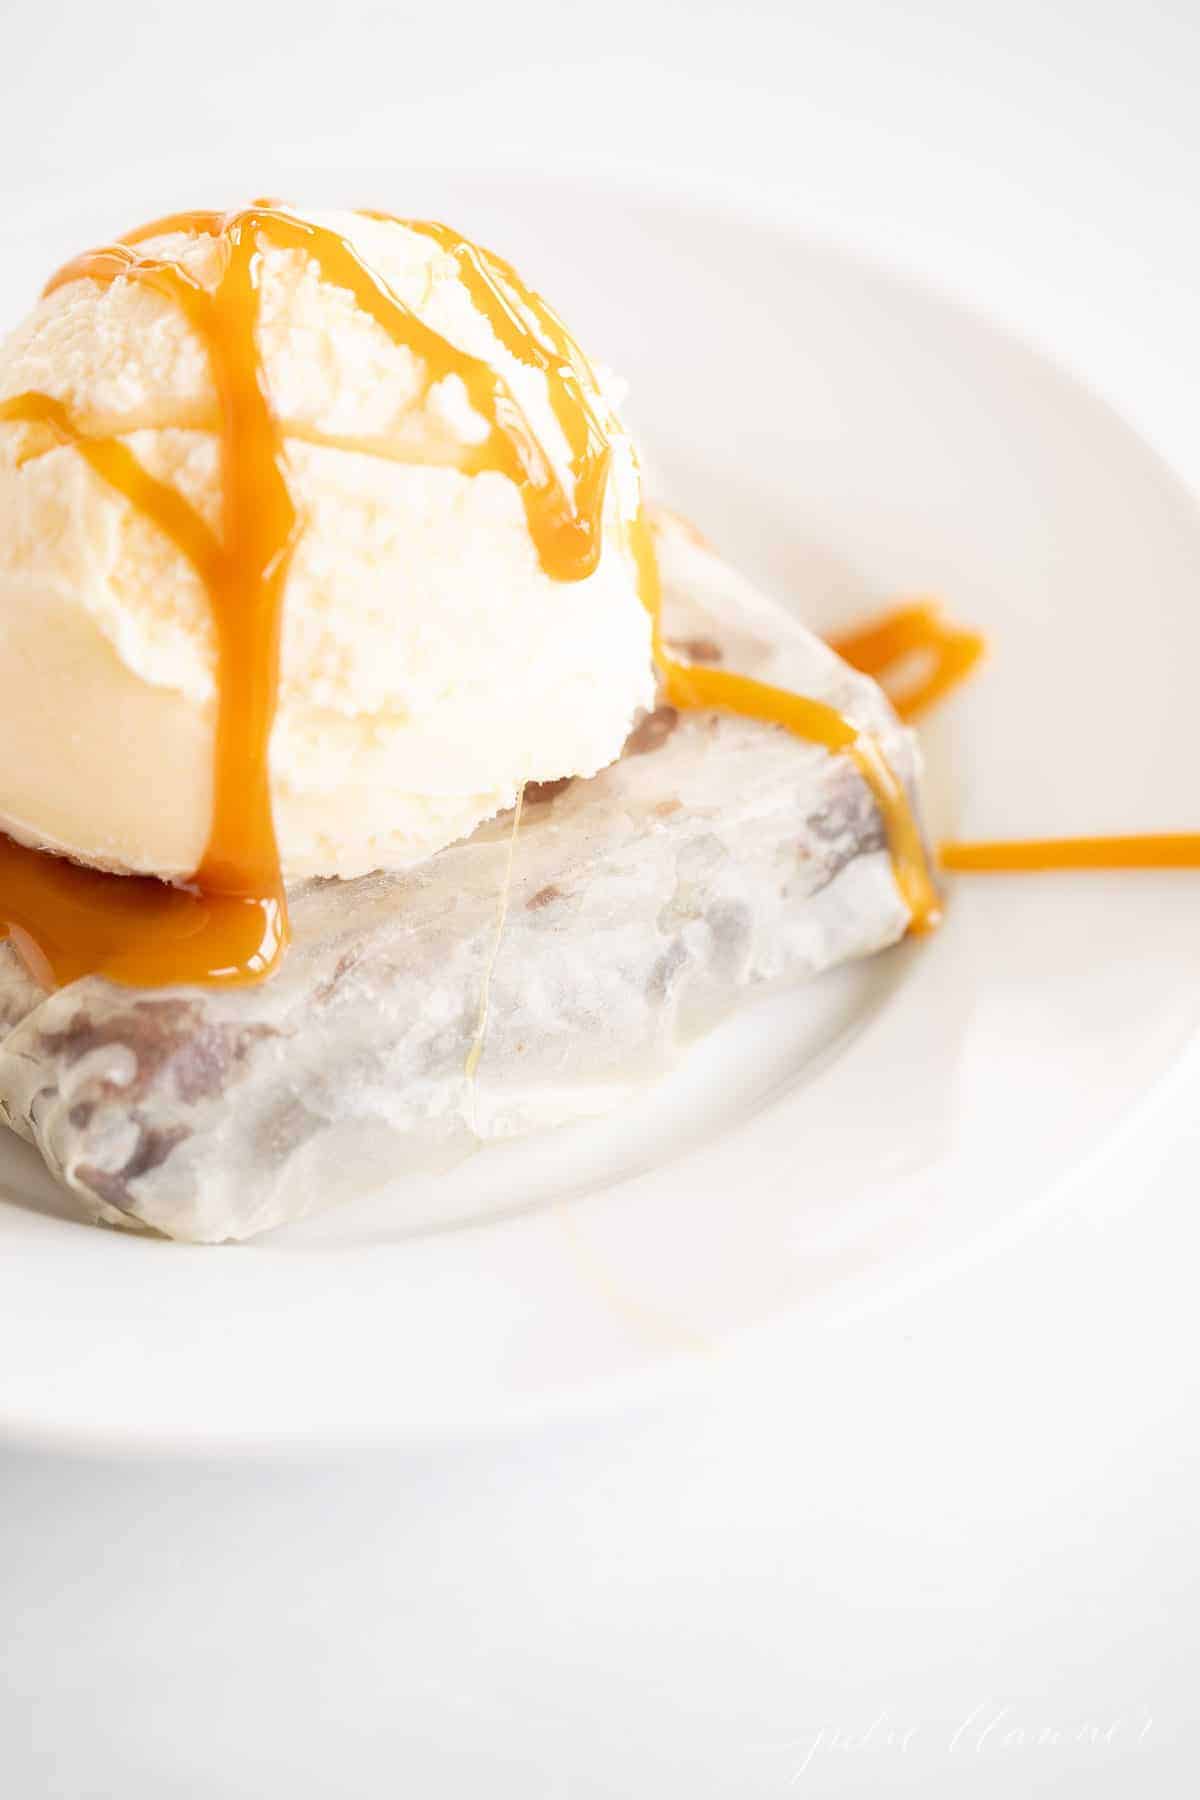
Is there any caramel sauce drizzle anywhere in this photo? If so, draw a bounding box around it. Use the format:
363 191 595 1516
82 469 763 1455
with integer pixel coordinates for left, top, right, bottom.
941 835 1200 872
367 214 614 573
827 599 1200 875
629 516 941 932
0 203 940 990
73 206 604 582
828 600 985 722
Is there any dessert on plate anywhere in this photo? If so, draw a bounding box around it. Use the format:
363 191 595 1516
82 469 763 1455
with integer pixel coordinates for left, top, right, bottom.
0 203 1188 1239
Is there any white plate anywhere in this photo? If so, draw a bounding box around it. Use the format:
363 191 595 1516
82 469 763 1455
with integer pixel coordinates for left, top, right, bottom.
1 176 1198 1452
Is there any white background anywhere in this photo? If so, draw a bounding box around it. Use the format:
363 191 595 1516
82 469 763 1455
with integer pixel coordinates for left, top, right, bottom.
2 1 1199 1793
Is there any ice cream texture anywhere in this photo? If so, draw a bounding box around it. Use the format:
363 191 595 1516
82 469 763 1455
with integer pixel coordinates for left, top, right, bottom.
0 207 654 882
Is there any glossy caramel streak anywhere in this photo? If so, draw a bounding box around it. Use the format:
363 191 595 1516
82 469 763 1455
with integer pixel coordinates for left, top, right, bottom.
829 601 985 721
661 659 940 932
0 392 220 582
941 835 1200 872
10 214 294 984
191 214 297 901
394 218 613 568
630 511 941 932
355 211 607 579
48 220 297 902
46 242 213 307
0 386 282 986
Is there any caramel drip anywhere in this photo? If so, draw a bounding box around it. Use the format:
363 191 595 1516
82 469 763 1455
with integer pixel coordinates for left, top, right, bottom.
37 219 296 979
377 216 613 569
837 609 1200 875
941 836 1200 871
829 601 985 721
250 211 604 580
0 392 220 580
629 513 942 932
0 385 286 987
0 222 293 983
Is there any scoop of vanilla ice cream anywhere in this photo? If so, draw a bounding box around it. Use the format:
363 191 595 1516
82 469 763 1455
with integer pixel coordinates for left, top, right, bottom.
0 208 654 879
